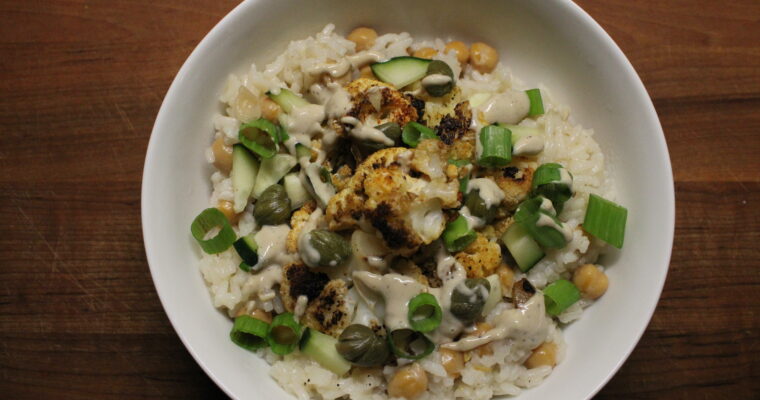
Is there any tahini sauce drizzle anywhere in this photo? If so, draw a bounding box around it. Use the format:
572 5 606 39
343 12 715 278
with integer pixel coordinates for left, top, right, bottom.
466 178 505 208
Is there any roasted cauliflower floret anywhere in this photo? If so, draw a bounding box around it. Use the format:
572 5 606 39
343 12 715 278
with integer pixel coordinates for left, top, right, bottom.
341 78 419 131
436 101 472 145
280 262 330 312
480 166 534 210
301 279 353 337
286 201 317 253
481 216 515 241
455 233 502 278
326 147 460 255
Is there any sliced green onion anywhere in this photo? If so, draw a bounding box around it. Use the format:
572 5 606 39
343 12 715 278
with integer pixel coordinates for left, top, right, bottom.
238 118 281 159
230 315 270 351
514 197 568 249
442 215 477 252
190 208 236 254
388 329 434 360
532 163 573 213
543 279 580 316
407 293 442 333
583 194 627 249
239 262 252 272
448 159 470 167
402 122 437 147
267 312 303 355
525 89 544 116
295 143 312 160
477 125 512 167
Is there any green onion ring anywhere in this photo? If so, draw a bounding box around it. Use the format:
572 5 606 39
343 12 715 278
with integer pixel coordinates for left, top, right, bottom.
442 215 477 252
402 122 438 148
582 194 627 249
190 208 236 254
267 312 303 355
230 315 270 351
388 329 435 360
238 118 282 159
407 293 442 333
525 88 545 116
543 279 581 316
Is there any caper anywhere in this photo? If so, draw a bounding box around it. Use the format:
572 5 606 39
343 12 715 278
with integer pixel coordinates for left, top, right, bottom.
423 60 455 97
464 189 497 223
304 229 351 268
253 184 291 226
336 324 389 366
353 122 402 158
450 278 491 324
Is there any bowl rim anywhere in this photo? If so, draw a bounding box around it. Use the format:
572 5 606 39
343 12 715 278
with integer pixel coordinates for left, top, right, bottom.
141 0 675 398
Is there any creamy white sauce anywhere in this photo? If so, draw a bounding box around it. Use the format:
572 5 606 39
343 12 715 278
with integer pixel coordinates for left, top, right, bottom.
347 51 384 68
467 178 505 208
308 59 351 78
427 251 467 343
302 164 336 209
352 271 425 330
537 213 574 242
297 208 325 267
253 225 295 270
540 197 555 214
460 206 485 230
512 135 545 156
341 116 394 145
478 90 531 125
242 265 284 303
283 104 325 136
350 230 390 271
294 295 308 321
310 82 352 120
421 73 452 88
442 294 549 351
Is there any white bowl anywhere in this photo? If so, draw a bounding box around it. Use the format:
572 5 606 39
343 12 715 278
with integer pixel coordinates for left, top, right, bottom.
142 0 674 398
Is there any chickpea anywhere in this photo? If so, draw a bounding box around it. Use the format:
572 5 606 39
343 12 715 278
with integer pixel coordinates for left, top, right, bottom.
444 41 470 64
217 200 241 224
524 342 558 369
387 362 428 399
496 265 515 292
359 65 375 79
466 322 493 356
260 97 281 122
439 348 464 378
211 137 233 174
347 27 378 52
413 47 437 59
469 42 499 73
573 264 609 299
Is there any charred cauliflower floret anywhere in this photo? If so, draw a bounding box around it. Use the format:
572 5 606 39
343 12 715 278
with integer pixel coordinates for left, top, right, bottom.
436 101 472 145
481 216 515 241
280 262 329 312
340 78 419 132
455 233 502 278
301 279 353 337
286 201 317 253
325 147 460 255
480 166 534 210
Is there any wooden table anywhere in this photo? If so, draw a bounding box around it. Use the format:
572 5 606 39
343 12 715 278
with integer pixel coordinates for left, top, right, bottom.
1 0 758 398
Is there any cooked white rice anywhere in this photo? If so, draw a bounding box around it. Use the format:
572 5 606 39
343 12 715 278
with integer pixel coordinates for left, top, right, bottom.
198 24 615 399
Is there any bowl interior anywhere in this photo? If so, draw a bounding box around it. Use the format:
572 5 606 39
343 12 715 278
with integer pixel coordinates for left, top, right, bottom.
142 0 674 398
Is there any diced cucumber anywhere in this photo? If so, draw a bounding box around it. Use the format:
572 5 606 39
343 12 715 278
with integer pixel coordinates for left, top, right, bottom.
267 88 310 114
498 124 544 145
284 173 312 209
252 154 297 198
233 234 258 266
371 56 432 88
502 223 545 272
231 145 259 213
483 274 503 316
299 328 351 376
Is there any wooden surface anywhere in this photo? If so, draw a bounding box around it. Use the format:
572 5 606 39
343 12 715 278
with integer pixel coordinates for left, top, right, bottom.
1 0 758 398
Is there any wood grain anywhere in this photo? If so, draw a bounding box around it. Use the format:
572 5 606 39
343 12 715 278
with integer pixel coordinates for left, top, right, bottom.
1 0 758 399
